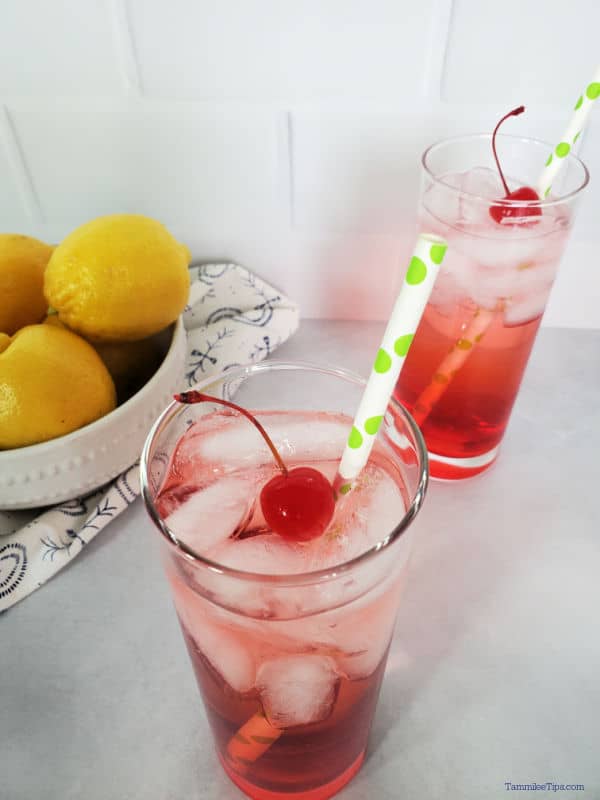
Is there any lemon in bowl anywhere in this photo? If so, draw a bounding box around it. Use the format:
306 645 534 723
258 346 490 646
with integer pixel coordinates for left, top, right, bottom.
0 324 116 450
0 318 186 509
44 214 190 342
0 234 54 335
0 214 190 508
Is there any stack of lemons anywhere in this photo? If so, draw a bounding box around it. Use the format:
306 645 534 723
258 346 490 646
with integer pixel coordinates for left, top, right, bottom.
0 215 190 450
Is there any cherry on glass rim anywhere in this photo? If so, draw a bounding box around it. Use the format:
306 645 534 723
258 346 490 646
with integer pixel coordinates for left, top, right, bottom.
175 391 335 542
488 105 542 225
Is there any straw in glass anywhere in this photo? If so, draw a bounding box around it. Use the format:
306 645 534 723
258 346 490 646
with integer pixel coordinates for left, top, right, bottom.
334 232 447 494
538 66 600 198
226 710 282 769
224 232 447 764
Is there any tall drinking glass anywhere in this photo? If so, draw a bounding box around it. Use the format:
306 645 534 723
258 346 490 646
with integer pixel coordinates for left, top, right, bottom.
141 361 427 800
394 134 588 479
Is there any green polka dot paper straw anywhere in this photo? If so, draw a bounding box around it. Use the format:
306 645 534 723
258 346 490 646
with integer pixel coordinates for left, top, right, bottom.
537 65 600 198
335 233 447 493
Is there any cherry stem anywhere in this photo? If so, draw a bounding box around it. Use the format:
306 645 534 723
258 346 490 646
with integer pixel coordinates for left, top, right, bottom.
175 391 288 476
491 105 525 196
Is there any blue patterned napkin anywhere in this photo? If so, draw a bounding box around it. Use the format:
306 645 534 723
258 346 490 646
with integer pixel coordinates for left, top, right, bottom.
0 263 299 611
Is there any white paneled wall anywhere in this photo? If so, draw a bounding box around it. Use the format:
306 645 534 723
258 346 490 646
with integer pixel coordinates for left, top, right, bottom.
0 0 598 326
443 0 598 105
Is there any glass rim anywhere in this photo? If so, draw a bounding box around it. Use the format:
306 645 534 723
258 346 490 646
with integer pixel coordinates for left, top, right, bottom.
140 360 429 587
422 132 590 208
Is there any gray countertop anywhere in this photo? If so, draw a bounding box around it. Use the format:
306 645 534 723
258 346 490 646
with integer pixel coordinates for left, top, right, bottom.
3 320 600 800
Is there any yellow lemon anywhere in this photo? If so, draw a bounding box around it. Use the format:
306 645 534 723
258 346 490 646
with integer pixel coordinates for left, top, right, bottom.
44 214 191 342
0 234 54 335
0 324 116 449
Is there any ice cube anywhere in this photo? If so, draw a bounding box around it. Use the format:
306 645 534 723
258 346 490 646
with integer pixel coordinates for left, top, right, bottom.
470 258 556 318
175 412 349 474
499 232 559 272
460 195 498 231
334 571 406 679
503 291 549 327
170 575 256 693
313 465 408 570
209 533 308 575
459 203 568 273
164 477 253 552
439 230 480 293
364 470 408 546
460 166 504 201
429 248 472 313
423 167 503 228
421 174 462 226
468 263 515 310
257 655 339 728
190 622 256 694
174 413 267 473
510 260 558 295
424 167 505 230
449 228 506 271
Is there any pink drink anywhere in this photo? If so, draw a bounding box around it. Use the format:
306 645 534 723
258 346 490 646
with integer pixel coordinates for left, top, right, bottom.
141 364 427 799
394 136 587 478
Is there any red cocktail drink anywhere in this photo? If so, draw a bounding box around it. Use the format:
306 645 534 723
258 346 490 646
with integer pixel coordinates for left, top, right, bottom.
141 363 428 798
395 134 587 479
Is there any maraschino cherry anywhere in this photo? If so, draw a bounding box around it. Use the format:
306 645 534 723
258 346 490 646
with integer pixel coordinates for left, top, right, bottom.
175 391 335 542
488 105 542 225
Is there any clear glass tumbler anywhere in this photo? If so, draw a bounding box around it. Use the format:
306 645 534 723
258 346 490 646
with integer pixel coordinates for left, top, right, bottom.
394 134 588 479
141 361 428 799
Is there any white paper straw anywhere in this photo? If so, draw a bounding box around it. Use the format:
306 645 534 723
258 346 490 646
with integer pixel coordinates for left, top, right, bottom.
537 65 600 198
335 233 447 493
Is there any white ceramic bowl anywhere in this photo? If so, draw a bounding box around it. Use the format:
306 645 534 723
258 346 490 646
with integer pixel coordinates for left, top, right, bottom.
0 317 186 510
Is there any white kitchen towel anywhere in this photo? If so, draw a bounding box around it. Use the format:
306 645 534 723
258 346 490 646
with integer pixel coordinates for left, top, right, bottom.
0 263 299 612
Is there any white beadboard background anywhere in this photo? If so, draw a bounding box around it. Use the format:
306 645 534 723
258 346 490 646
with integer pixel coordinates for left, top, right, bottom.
1 0 598 327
